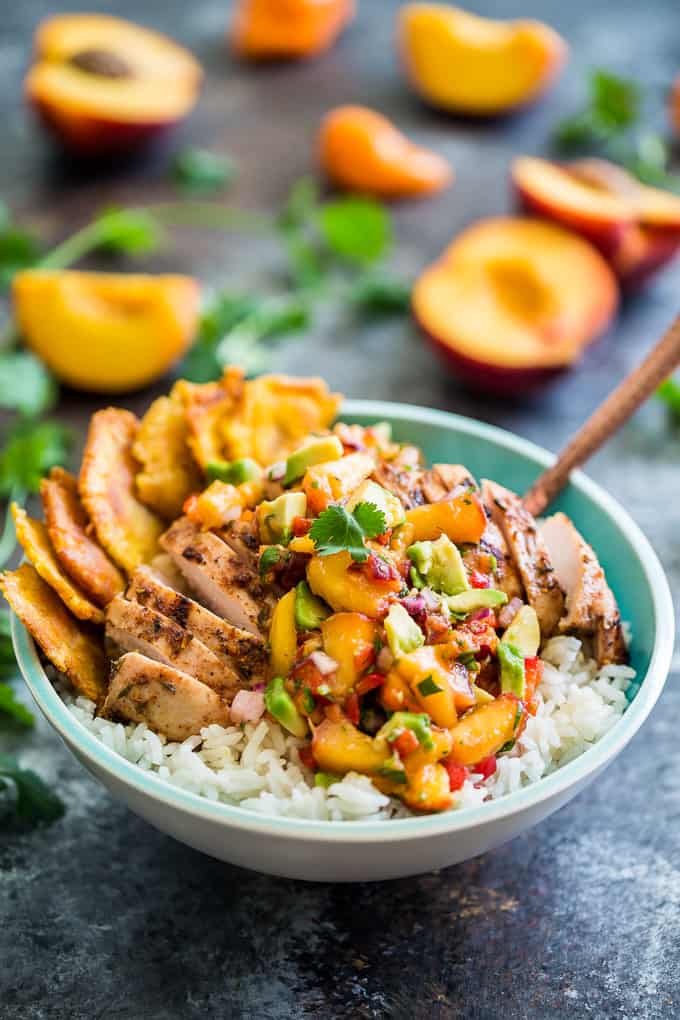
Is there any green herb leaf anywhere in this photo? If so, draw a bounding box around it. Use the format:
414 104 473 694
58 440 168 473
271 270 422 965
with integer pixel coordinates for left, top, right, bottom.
657 377 680 419
172 148 236 194
0 352 57 417
215 295 310 376
554 68 642 149
317 197 392 264
92 207 164 257
349 273 412 317
278 177 320 233
309 502 386 562
417 675 443 698
0 684 34 728
0 753 64 825
259 545 284 577
0 203 41 287
0 420 71 497
179 291 260 382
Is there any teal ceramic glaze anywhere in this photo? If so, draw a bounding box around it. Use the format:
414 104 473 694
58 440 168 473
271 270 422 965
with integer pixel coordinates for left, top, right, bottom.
11 402 674 880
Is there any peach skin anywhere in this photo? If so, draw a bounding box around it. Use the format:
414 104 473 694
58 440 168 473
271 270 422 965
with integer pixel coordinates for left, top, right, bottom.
412 217 619 393
318 105 452 199
231 0 355 60
13 270 201 394
25 14 202 156
513 156 680 289
399 4 567 116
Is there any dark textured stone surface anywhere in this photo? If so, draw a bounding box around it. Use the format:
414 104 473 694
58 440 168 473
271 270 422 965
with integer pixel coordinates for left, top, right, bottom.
1 2 679 1017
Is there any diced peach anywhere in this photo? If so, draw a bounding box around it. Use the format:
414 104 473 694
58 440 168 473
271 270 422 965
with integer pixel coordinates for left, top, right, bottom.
269 588 298 677
25 15 202 155
13 270 200 393
397 643 475 727
307 551 400 618
412 217 619 393
402 762 453 812
321 612 377 699
318 105 452 199
448 693 522 766
312 717 388 774
380 671 422 714
405 492 486 544
399 4 567 116
303 452 374 514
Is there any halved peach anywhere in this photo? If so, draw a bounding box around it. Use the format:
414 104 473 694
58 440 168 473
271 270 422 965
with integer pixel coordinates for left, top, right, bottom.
26 15 202 155
412 217 619 393
513 156 680 288
13 270 201 393
231 0 355 60
318 105 452 198
399 4 567 116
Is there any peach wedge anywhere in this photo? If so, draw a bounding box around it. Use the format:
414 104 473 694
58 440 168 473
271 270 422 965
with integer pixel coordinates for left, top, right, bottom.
13 270 201 394
412 217 619 393
513 155 680 288
25 14 203 155
399 4 567 116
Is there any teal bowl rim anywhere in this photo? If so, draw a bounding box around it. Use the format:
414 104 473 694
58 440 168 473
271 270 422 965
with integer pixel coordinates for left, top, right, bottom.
12 399 675 844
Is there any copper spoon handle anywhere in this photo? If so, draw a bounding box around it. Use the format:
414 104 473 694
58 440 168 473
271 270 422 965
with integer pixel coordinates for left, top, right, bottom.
523 312 680 516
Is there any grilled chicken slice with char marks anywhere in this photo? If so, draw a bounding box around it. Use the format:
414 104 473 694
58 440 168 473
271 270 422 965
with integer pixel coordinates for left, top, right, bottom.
540 513 627 665
421 463 477 503
103 652 229 741
160 516 270 634
128 566 267 684
217 514 261 573
468 519 525 602
482 480 564 638
106 595 240 694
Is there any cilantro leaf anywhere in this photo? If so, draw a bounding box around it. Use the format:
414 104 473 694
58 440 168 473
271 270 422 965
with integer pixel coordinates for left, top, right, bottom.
309 502 387 562
0 420 71 497
349 273 412 317
0 684 34 729
554 68 641 149
0 351 57 417
317 198 392 264
278 177 320 233
215 295 310 376
172 148 236 194
417 676 443 697
0 753 64 826
657 377 680 419
0 202 41 287
180 291 260 382
40 207 163 271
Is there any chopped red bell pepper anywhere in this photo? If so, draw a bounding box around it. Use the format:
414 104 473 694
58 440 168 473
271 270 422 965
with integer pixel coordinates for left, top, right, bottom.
469 570 491 589
524 656 544 715
292 516 312 537
475 755 497 780
444 760 468 792
298 745 316 770
355 672 385 696
392 729 419 758
345 692 360 725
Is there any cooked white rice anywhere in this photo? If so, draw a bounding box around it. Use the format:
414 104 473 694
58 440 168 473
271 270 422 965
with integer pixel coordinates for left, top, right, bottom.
58 634 636 821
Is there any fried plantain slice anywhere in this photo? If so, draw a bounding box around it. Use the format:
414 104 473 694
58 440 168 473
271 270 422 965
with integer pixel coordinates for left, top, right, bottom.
132 385 203 520
12 504 105 623
79 408 164 573
41 467 125 607
174 366 244 468
0 564 108 705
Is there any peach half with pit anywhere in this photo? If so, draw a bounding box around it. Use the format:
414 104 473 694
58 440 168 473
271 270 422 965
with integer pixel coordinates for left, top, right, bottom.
25 14 203 155
412 217 619 393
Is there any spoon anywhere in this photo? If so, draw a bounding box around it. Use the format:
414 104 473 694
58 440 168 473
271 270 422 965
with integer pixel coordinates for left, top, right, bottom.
523 312 680 516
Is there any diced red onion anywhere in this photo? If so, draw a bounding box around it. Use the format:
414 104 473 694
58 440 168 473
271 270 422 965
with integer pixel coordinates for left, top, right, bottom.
267 461 286 482
498 597 523 630
399 593 427 628
377 646 394 672
308 651 338 675
230 690 265 724
469 607 493 622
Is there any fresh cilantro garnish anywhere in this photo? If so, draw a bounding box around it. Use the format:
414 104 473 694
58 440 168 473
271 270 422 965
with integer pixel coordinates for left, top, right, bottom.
0 351 57 417
0 684 34 729
0 753 64 826
317 197 392 264
0 202 42 289
259 546 284 577
215 295 310 375
417 675 443 698
554 69 641 148
172 148 236 194
348 273 412 317
657 377 680 419
309 502 387 562
0 420 71 497
40 207 163 271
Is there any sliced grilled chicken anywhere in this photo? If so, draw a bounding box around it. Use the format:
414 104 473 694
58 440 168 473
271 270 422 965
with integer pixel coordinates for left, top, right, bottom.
482 480 564 638
160 517 269 634
103 652 229 740
106 595 240 693
463 519 526 602
371 461 426 509
540 513 627 665
422 463 477 503
217 514 260 572
148 553 189 593
128 566 267 684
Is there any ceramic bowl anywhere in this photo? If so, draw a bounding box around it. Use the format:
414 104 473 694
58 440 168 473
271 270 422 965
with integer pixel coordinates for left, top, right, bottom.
12 401 674 882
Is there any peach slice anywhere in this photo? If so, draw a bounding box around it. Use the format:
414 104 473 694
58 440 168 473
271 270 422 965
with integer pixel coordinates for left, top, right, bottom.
513 156 680 288
231 0 355 60
399 4 567 116
412 217 619 392
318 105 452 198
25 15 202 155
13 270 200 394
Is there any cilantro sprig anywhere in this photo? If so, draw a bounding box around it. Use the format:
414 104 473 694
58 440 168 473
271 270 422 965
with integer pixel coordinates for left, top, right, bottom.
172 147 236 194
309 502 387 562
0 753 64 826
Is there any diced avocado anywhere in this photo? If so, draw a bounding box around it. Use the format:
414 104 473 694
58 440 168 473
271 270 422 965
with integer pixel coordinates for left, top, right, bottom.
347 480 405 529
314 771 341 788
446 589 508 614
378 711 434 750
384 603 424 659
284 435 344 486
256 492 307 544
294 580 331 630
264 676 308 738
407 535 469 596
206 458 262 485
497 641 526 698
501 604 540 658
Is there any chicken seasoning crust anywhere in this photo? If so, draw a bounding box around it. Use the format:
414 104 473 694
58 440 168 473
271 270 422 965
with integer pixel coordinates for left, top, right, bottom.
1 369 635 818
